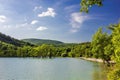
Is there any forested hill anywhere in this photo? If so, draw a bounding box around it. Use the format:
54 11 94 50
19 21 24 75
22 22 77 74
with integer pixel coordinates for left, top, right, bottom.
0 32 33 47
22 38 64 45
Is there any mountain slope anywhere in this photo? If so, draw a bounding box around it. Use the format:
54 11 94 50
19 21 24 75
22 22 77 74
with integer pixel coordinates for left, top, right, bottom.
0 32 33 47
22 38 64 45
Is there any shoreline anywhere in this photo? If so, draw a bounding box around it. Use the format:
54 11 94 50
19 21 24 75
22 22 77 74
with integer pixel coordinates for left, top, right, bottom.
80 57 115 64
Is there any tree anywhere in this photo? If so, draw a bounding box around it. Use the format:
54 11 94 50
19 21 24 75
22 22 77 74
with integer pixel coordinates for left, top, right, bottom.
34 44 56 58
112 23 120 62
104 44 114 61
80 0 103 13
91 28 111 63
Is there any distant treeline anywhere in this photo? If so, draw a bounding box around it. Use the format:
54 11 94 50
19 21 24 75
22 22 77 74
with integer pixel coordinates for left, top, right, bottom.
0 40 91 58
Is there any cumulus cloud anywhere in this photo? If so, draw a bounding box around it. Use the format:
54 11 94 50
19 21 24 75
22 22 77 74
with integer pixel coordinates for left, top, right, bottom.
70 12 90 33
33 6 42 11
31 20 38 25
0 15 7 23
38 8 56 17
36 26 48 31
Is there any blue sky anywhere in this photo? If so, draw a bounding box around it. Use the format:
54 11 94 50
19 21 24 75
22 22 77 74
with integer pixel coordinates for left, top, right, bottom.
0 0 120 43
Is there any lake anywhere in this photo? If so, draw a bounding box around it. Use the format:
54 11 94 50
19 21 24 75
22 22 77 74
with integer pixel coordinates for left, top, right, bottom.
0 58 107 80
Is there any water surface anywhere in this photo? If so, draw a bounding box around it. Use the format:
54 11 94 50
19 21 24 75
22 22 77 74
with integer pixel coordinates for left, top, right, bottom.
0 58 107 80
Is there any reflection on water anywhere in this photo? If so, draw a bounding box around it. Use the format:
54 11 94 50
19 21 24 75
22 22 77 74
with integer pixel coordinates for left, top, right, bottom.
0 58 108 80
93 63 101 80
92 63 108 80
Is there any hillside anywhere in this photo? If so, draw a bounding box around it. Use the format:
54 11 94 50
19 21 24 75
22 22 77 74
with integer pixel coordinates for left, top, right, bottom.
0 32 33 47
22 38 64 45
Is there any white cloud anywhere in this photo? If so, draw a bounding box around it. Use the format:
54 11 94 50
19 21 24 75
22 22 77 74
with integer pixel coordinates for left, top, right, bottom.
0 15 7 23
70 12 90 33
38 8 56 17
36 26 48 31
31 20 38 25
33 6 42 11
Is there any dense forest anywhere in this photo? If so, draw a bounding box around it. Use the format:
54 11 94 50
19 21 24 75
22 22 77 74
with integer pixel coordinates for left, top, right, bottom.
0 23 120 80
0 32 90 57
0 32 33 47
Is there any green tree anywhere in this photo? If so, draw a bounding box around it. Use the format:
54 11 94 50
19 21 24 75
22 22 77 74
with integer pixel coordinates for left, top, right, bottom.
112 23 120 62
80 0 103 13
108 64 120 80
34 44 56 58
104 44 114 63
91 28 111 63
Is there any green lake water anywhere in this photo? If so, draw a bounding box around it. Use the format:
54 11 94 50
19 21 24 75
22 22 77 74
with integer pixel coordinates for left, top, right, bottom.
0 58 107 80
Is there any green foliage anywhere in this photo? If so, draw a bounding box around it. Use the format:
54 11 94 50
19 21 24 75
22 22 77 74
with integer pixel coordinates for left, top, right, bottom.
61 53 68 57
0 32 33 47
112 23 120 62
108 64 120 80
107 24 119 31
34 44 56 58
91 28 111 61
80 0 103 13
0 34 91 58
104 44 114 61
0 41 17 57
